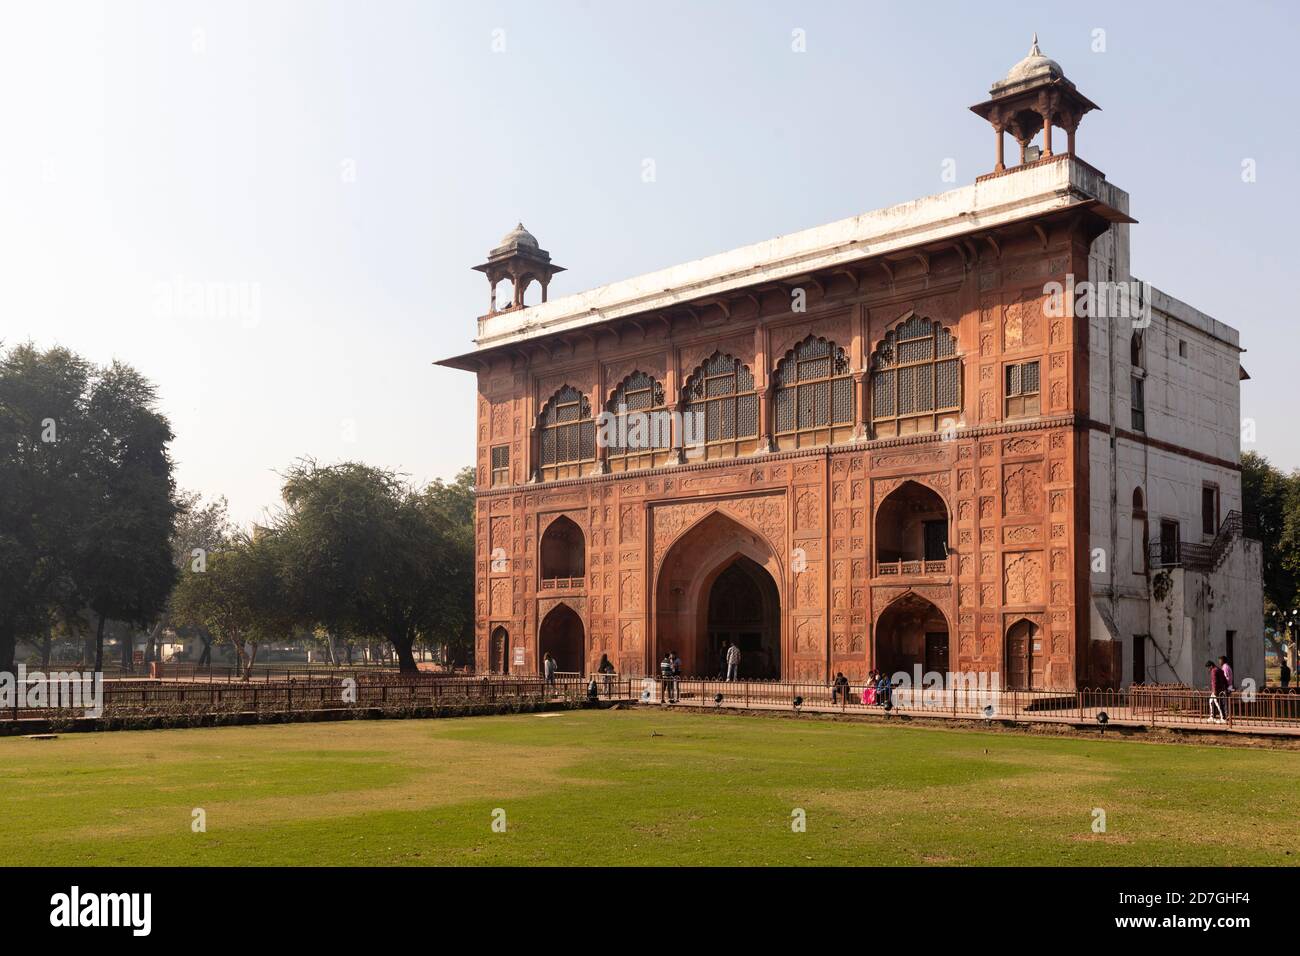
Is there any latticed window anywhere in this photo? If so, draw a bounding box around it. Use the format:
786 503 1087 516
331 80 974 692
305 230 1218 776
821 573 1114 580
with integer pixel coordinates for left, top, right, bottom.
538 385 595 481
1004 360 1040 419
604 371 669 473
773 336 855 449
870 316 962 437
490 445 509 487
683 352 760 461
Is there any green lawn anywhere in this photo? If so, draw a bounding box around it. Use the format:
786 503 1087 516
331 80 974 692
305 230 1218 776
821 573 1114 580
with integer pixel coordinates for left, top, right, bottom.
1 710 1297 865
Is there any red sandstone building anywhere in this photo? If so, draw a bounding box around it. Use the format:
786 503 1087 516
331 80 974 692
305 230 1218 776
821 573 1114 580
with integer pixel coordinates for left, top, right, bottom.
439 39 1262 690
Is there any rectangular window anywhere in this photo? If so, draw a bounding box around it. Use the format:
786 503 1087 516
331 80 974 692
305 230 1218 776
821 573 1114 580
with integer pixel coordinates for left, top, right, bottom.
490 445 509 487
923 520 948 562
1202 485 1218 536
1004 360 1040 419
1178 340 1188 358
1131 375 1145 432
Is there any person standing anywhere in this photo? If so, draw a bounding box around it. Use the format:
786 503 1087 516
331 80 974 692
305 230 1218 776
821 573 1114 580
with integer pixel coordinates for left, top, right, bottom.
719 642 729 679
1217 655 1234 722
671 651 683 703
543 652 557 695
1205 659 1226 723
1281 657 1292 689
1218 655 1234 691
725 642 741 682
659 652 674 702
597 652 616 696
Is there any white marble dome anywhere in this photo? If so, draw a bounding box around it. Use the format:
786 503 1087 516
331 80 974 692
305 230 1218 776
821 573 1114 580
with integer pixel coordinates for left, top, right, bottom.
997 34 1063 88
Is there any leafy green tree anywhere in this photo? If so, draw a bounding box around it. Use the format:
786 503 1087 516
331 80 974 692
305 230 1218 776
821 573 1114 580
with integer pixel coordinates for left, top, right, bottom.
415 467 475 667
0 345 178 673
1242 451 1300 656
275 461 473 673
144 492 234 664
0 344 92 672
171 531 292 679
74 360 180 671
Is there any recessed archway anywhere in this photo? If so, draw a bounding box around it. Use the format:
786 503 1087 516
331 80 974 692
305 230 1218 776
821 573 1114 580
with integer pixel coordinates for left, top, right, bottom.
540 515 585 582
875 480 950 575
489 625 510 675
538 604 585 674
654 510 784 678
874 592 950 680
706 556 781 679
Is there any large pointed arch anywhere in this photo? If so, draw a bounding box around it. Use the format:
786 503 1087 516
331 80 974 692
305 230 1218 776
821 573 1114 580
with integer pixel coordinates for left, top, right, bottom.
653 510 784 678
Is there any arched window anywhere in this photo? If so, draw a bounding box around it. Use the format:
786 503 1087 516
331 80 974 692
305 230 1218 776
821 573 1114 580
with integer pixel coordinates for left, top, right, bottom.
773 336 854 449
604 371 669 473
538 385 595 481
683 352 759 461
540 515 585 583
870 315 961 438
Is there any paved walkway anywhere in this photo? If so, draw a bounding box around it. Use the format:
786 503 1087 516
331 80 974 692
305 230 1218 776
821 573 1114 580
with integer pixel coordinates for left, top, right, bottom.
621 684 1300 738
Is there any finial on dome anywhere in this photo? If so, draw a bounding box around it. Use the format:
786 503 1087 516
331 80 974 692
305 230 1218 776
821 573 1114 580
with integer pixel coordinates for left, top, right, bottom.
1029 33 1040 56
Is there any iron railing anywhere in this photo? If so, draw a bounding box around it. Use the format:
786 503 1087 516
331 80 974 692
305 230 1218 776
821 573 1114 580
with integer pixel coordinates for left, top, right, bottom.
1149 510 1258 572
6 671 1298 733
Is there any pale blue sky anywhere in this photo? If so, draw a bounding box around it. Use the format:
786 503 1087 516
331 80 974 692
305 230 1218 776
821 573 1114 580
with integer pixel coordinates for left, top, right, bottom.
3 1 1296 525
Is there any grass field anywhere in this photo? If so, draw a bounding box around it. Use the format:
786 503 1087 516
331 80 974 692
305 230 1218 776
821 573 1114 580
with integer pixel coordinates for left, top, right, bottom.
2 710 1298 866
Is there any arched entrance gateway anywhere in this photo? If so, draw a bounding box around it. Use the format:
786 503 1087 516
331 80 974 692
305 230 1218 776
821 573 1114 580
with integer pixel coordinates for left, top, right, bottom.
874 592 950 680
538 604 584 674
654 511 783 679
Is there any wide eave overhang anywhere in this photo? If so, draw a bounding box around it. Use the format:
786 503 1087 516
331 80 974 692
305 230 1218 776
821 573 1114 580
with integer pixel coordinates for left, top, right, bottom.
437 156 1134 372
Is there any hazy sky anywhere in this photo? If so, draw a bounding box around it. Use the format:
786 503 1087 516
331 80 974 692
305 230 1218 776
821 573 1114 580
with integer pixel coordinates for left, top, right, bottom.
3 1 1297 526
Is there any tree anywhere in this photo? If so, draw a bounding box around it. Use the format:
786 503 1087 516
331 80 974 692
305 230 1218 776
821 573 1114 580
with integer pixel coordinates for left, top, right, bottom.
415 467 475 667
0 345 179 673
275 461 473 673
144 492 234 665
1241 451 1300 656
171 532 291 680
73 360 180 671
0 344 92 672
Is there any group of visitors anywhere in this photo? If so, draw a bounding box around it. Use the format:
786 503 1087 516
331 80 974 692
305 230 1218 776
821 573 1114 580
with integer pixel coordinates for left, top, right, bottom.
828 670 893 707
1205 655 1234 723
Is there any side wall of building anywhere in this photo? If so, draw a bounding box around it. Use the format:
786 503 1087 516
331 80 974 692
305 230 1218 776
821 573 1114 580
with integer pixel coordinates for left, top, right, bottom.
1086 225 1261 687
